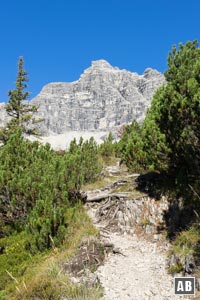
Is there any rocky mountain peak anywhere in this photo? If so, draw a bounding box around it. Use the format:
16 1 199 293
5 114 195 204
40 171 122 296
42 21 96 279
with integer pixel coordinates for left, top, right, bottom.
143 67 162 78
0 60 166 138
91 59 114 69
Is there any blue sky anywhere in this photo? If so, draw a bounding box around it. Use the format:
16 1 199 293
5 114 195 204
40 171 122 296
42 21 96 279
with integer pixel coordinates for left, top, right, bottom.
0 0 199 102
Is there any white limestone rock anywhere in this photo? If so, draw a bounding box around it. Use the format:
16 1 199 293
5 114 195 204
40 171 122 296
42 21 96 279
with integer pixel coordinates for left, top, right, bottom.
0 59 165 136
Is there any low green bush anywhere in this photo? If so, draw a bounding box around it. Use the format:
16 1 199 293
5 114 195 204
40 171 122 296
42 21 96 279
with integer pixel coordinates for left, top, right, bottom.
0 232 42 291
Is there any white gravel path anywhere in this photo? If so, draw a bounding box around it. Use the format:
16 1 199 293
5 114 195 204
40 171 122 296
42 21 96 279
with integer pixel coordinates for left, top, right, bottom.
96 232 191 300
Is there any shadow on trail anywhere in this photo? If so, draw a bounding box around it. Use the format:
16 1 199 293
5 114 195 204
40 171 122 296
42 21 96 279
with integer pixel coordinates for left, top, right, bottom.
135 171 196 240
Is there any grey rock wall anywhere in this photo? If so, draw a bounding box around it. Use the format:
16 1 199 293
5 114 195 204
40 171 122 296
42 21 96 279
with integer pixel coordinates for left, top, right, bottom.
0 60 165 135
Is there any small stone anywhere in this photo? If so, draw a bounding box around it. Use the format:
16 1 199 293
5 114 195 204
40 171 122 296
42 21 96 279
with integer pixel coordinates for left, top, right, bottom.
153 234 159 243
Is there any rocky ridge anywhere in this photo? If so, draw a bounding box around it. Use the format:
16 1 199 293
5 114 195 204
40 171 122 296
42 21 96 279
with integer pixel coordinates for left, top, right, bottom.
0 60 165 138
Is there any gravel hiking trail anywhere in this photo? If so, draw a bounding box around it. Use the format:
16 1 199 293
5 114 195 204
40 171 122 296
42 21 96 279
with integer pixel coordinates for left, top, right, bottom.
86 162 192 300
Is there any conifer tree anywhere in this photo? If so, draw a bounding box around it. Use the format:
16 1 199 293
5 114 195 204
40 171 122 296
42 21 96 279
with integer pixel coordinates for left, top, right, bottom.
147 40 200 178
99 132 115 157
0 57 42 143
119 40 200 201
118 120 147 172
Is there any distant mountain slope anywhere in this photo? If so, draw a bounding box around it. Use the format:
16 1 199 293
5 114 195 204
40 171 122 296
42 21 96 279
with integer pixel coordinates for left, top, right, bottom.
0 60 165 135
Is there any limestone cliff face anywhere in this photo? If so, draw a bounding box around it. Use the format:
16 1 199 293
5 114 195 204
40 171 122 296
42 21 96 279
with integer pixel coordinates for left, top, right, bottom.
0 60 165 135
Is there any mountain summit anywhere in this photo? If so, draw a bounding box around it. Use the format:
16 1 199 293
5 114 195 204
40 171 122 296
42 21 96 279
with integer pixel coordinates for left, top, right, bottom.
0 60 165 136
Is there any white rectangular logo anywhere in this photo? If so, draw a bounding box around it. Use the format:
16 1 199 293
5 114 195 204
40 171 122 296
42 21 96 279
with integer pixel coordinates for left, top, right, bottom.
174 277 195 295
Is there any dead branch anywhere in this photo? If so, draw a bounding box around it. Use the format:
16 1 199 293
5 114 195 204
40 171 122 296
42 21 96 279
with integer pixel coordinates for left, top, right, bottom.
86 193 129 202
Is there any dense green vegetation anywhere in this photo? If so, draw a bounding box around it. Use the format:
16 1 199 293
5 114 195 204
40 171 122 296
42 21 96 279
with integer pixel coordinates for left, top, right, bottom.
119 40 200 198
99 132 115 157
0 133 102 295
0 58 102 299
0 205 101 300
